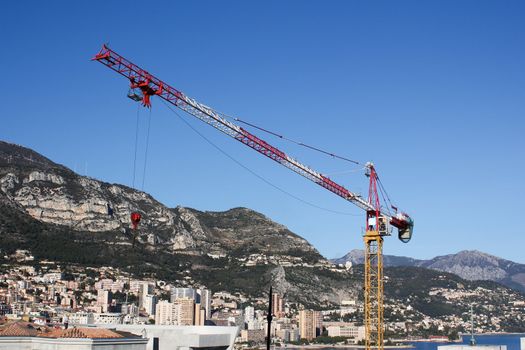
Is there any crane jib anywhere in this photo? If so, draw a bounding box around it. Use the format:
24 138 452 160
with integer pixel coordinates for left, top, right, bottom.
92 44 413 237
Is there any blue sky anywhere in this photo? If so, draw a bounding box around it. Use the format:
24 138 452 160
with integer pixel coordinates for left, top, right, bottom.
1 1 524 262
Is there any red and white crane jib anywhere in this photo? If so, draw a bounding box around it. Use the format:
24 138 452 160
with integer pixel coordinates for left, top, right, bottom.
92 45 413 239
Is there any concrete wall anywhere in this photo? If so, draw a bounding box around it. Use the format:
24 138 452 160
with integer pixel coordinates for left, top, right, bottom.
0 337 148 350
95 324 239 350
438 346 507 350
0 338 32 350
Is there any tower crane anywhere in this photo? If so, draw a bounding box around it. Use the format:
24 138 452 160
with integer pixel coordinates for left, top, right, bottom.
92 44 414 350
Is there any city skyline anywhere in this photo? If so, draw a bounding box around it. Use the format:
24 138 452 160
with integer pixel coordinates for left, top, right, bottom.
2 260 522 344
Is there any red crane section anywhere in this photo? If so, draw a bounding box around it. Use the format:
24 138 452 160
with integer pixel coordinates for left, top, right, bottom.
92 45 413 239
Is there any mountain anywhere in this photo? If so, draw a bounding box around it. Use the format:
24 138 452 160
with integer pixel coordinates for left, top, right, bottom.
0 141 320 256
332 249 422 267
1 139 524 322
332 249 525 293
0 140 356 306
420 251 525 293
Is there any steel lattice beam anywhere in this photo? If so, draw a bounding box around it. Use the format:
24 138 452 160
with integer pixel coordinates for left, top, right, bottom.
92 45 412 227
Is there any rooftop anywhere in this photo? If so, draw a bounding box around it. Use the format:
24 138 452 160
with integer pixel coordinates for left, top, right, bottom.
0 322 139 339
41 327 126 339
0 322 48 337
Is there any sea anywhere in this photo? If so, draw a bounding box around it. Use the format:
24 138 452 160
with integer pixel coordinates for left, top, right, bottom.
411 334 525 350
279 334 525 350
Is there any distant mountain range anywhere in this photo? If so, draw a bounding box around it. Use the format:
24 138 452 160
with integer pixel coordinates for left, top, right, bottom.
332 249 525 293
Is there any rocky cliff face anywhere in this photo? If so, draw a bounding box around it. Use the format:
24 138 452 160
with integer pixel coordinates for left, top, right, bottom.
1 140 348 305
0 141 320 257
190 207 320 256
332 249 525 293
421 250 508 280
419 250 525 293
0 141 177 237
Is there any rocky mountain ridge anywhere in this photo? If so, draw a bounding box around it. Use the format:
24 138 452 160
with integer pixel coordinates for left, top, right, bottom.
332 249 525 293
0 140 352 306
0 141 319 258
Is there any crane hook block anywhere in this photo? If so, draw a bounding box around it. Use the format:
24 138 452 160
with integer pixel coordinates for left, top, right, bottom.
130 212 141 230
396 213 414 243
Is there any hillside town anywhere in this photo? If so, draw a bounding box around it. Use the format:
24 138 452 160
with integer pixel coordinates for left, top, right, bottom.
1 252 524 347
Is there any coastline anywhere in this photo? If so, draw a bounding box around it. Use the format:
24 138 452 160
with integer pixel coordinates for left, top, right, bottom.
276 345 414 349
263 333 525 350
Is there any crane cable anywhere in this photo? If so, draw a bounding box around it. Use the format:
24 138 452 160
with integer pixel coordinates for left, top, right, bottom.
131 104 153 191
132 104 140 188
324 167 367 177
159 99 361 217
217 112 362 166
141 107 153 191
377 175 395 216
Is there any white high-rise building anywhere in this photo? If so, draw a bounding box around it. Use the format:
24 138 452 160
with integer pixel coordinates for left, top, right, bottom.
197 289 212 320
244 306 255 323
139 283 154 308
96 290 111 313
144 295 158 317
171 288 196 302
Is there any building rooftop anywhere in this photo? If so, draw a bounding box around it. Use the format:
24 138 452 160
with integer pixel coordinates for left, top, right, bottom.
0 322 48 337
0 322 139 340
41 327 126 339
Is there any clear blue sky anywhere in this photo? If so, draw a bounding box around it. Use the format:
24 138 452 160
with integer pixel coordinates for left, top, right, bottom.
1 1 524 262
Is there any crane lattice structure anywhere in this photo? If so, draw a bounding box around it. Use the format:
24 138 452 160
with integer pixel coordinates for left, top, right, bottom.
92 45 414 350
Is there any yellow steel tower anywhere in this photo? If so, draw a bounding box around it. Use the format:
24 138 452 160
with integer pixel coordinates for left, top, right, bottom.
364 231 384 350
364 164 386 350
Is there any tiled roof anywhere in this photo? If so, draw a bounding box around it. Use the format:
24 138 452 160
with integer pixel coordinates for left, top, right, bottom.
0 322 48 337
0 322 131 340
42 327 124 339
